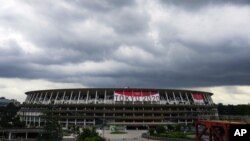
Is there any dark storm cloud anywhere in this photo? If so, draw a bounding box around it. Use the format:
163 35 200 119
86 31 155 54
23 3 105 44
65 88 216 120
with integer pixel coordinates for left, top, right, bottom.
67 0 135 12
0 0 250 88
160 0 250 10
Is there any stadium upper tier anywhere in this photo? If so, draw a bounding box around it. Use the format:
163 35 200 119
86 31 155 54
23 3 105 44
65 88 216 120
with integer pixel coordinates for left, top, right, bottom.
23 88 214 105
19 88 217 129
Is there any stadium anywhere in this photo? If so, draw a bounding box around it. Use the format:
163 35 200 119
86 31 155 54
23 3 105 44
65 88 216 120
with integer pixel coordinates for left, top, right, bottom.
19 88 218 129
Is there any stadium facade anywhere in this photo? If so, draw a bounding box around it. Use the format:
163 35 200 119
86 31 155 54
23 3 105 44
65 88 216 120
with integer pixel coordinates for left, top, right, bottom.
19 88 218 129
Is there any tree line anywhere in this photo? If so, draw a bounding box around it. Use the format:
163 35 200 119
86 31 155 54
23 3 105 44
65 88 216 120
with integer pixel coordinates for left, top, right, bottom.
217 103 250 115
0 103 25 128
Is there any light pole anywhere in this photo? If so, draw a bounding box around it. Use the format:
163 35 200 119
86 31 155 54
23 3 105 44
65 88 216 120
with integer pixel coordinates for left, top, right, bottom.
102 117 105 139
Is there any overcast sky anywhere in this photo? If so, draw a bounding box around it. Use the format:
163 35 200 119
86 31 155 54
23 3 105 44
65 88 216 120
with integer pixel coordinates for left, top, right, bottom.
1 0 250 104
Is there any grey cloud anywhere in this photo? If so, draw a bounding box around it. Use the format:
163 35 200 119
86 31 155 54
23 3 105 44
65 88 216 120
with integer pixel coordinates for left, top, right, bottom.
0 0 250 88
66 0 135 12
160 0 250 10
0 42 22 56
99 8 149 34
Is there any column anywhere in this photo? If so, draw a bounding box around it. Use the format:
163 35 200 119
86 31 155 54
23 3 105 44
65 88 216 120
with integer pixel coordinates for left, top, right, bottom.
38 93 43 104
43 92 48 104
26 116 28 126
55 92 59 104
39 117 41 127
34 93 39 104
25 95 31 103
77 91 81 104
165 91 169 103
84 119 86 128
8 132 12 140
49 92 53 104
141 90 143 105
104 90 106 104
24 95 29 103
203 94 208 104
173 92 177 104
29 94 36 104
132 90 135 105
25 95 30 103
114 90 116 105
36 93 41 103
185 93 190 104
25 132 28 139
34 115 36 126
94 91 98 104
27 94 33 103
210 95 214 104
69 91 73 104
206 95 211 104
66 119 69 129
29 116 32 127
179 92 184 102
86 91 89 104
208 95 213 104
158 91 161 104
62 91 66 104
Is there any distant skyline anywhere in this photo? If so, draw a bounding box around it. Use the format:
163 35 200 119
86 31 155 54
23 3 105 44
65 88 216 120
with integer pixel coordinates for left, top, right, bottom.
0 0 250 104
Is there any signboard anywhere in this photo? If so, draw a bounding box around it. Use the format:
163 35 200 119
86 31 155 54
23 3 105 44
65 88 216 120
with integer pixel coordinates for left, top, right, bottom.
114 91 160 102
192 93 204 103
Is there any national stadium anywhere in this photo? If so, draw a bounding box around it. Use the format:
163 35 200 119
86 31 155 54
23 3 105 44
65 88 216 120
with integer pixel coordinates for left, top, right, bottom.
19 88 218 129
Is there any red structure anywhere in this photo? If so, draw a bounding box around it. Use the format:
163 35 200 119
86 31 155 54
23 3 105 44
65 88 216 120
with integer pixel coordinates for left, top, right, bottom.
196 119 249 141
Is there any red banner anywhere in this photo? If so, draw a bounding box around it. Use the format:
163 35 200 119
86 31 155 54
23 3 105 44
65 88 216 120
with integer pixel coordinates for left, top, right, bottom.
114 91 159 102
192 93 204 103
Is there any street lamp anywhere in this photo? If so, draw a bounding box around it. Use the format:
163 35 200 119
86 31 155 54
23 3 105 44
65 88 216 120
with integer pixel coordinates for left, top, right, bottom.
102 117 106 139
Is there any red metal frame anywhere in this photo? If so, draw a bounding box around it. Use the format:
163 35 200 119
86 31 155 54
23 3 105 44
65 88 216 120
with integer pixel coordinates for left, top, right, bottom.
195 120 247 141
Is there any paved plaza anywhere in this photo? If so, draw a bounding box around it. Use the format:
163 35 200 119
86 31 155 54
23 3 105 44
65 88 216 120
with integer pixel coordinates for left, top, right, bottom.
101 130 157 141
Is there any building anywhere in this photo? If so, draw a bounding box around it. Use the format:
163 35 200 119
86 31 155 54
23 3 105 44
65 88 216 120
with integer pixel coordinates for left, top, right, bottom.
0 97 20 107
19 88 218 129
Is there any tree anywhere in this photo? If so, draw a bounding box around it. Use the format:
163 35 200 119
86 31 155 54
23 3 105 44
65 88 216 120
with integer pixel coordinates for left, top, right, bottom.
217 104 250 115
0 103 25 128
37 106 63 141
